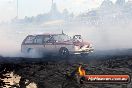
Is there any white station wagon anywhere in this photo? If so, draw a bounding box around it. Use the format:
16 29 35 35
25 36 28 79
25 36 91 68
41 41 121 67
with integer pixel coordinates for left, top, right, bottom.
21 32 94 58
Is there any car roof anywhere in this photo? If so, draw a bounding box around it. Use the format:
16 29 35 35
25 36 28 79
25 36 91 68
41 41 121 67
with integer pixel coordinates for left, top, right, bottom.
29 33 67 36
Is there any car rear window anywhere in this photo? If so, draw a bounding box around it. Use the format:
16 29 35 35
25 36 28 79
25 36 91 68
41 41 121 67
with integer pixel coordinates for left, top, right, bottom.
24 35 35 44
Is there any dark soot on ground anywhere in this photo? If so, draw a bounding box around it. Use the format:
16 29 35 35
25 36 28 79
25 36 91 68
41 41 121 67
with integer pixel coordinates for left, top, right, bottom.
0 49 132 88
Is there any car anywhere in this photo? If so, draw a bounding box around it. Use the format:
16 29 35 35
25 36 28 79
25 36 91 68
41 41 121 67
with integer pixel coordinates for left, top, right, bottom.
21 32 94 58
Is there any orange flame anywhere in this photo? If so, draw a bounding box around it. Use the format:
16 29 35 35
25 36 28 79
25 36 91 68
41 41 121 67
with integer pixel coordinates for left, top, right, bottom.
78 66 86 76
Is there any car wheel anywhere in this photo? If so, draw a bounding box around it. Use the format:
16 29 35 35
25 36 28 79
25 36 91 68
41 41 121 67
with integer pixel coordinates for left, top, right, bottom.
59 47 69 58
27 48 39 58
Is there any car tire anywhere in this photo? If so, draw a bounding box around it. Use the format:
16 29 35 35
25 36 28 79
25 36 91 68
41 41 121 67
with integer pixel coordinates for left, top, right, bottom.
27 48 39 58
59 47 69 59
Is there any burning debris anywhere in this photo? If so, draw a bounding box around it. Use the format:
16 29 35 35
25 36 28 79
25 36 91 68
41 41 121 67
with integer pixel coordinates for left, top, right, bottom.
78 66 86 77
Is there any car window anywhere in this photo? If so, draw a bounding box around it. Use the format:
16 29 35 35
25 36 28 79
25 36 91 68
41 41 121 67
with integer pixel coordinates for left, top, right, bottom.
53 35 62 42
62 35 71 41
24 36 35 44
34 35 44 44
43 35 51 43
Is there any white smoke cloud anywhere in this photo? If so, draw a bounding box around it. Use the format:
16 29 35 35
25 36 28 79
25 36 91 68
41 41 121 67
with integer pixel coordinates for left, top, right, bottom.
0 21 132 57
0 0 132 57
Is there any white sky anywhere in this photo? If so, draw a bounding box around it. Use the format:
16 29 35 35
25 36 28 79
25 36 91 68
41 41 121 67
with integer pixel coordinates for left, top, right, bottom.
0 0 119 22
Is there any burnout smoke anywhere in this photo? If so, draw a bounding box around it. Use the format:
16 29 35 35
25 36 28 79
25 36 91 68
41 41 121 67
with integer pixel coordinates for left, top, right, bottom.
0 0 132 57
0 22 132 57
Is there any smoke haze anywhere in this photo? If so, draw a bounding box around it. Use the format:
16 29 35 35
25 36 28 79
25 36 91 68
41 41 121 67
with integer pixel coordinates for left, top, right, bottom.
0 0 132 57
0 21 132 57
